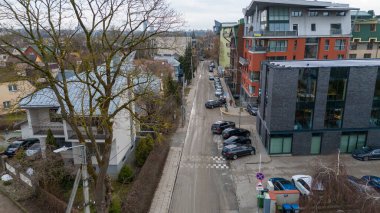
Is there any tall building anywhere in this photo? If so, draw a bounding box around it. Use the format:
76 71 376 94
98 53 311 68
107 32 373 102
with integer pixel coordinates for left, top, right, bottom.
257 59 380 155
350 11 380 59
241 0 355 105
218 22 238 70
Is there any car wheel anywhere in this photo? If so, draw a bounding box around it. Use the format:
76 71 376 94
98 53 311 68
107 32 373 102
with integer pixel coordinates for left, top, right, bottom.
364 156 369 161
250 151 255 155
211 105 214 109
233 155 237 160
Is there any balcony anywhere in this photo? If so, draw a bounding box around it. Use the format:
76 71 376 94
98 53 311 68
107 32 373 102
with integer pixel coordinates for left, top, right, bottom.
245 30 298 37
330 29 342 35
33 125 64 136
67 130 106 140
249 46 267 52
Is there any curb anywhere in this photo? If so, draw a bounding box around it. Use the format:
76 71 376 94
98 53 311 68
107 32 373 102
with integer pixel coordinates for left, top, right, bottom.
0 185 28 213
220 108 251 117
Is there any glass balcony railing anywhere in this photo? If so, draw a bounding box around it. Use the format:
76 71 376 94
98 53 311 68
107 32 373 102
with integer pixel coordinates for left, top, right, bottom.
249 46 267 52
330 29 342 35
245 30 298 37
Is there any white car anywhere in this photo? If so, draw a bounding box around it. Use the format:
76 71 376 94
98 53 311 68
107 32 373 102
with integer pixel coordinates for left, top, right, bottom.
292 175 312 195
25 143 41 157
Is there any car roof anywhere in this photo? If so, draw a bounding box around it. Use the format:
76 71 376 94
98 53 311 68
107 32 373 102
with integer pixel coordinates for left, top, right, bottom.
292 175 312 185
13 140 24 144
224 144 238 149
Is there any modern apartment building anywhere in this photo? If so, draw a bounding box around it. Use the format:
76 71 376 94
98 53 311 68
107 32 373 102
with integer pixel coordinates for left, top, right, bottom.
257 59 380 155
241 0 355 105
350 11 380 59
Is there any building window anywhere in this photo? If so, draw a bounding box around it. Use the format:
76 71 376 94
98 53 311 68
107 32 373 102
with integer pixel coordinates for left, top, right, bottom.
323 55 328 59
8 84 17 92
295 68 318 130
322 12 329 16
349 54 357 59
304 38 319 59
337 54 344 59
311 23 316 31
308 11 318 16
268 7 289 21
340 132 366 153
49 109 63 122
269 23 290 31
331 24 342 35
350 42 357 50
291 11 302 17
334 39 345 50
364 53 372 58
267 56 286 61
3 101 11 109
325 67 349 128
294 40 298 51
336 11 346 16
354 24 360 32
293 55 296 60
367 39 375 50
370 68 380 127
293 24 298 32
324 39 329 51
370 24 376 32
268 40 287 52
310 134 322 154
270 135 292 154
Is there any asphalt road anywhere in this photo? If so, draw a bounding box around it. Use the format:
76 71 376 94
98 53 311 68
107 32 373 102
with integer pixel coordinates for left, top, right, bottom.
170 61 256 213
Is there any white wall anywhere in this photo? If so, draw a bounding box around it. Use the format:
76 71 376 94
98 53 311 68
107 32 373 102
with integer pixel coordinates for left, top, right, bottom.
290 10 351 36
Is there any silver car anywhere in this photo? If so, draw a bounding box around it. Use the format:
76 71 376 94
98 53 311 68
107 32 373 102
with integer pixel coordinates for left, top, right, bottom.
25 143 41 157
215 89 224 97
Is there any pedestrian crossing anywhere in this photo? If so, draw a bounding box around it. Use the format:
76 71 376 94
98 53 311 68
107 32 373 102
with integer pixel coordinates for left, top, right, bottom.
180 155 229 170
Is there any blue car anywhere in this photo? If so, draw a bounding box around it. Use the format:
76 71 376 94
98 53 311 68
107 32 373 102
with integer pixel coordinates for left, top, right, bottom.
269 177 297 191
361 176 380 192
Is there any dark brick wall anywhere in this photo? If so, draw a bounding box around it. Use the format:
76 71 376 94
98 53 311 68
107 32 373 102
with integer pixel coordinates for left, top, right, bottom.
292 132 312 155
343 67 377 128
320 131 341 154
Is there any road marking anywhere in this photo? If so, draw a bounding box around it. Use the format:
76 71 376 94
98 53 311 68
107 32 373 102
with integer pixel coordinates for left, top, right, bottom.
180 163 229 170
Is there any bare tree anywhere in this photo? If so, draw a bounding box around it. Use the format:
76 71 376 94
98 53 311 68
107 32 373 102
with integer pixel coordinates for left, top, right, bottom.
0 0 183 211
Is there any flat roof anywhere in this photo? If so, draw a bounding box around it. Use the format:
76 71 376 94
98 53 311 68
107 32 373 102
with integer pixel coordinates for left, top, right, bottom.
268 59 380 68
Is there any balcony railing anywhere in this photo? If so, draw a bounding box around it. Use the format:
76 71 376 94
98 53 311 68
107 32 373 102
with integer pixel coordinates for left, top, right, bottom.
249 46 267 52
245 30 298 37
67 130 106 140
330 29 342 35
33 125 64 135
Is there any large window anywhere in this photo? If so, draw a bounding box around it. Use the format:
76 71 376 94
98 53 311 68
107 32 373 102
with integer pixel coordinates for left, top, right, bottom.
304 38 319 59
3 101 11 109
325 67 349 128
324 40 329 51
370 24 376 32
268 40 287 52
370 68 380 127
8 84 17 92
310 134 322 154
268 7 289 21
308 11 318 16
270 135 292 154
269 23 289 31
260 10 268 30
295 68 318 130
331 24 342 35
335 39 345 50
291 11 302 17
340 132 366 153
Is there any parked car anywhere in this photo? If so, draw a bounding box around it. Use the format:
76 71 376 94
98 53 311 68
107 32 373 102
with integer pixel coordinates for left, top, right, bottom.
215 89 224 97
215 84 223 90
269 177 297 191
211 121 235 134
208 74 214 80
361 175 380 192
209 66 213 72
4 138 40 157
205 99 226 109
352 146 380 161
25 143 41 157
347 175 376 193
223 136 251 146
292 175 312 195
210 62 215 68
246 103 258 116
222 128 250 139
222 144 255 160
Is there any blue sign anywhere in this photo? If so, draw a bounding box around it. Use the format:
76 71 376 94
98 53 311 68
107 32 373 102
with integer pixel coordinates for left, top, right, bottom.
256 172 265 180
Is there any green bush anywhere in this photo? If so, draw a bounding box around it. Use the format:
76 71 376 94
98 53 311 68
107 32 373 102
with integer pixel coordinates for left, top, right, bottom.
118 165 134 184
15 149 26 160
46 129 58 148
135 135 154 167
3 181 12 186
109 195 121 213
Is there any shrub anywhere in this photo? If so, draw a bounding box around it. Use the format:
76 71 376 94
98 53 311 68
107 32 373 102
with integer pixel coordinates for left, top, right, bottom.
46 129 58 148
15 149 26 160
118 165 134 184
109 195 122 213
135 135 154 167
3 180 12 186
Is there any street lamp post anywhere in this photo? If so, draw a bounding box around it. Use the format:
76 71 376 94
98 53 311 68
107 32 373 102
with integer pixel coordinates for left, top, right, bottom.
54 145 90 213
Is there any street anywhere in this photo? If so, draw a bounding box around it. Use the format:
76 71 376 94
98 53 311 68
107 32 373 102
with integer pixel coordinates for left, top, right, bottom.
169 61 256 213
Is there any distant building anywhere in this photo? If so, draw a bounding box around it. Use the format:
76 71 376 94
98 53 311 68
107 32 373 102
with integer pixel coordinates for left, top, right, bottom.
257 59 380 155
241 0 357 105
350 11 380 59
219 22 238 69
154 55 182 81
0 79 35 115
154 36 192 57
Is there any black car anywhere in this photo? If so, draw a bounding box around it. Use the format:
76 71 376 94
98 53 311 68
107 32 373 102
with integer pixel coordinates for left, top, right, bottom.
352 146 380 161
222 128 251 139
211 121 235 134
222 144 255 160
205 99 224 109
246 103 258 116
223 136 251 146
4 138 40 157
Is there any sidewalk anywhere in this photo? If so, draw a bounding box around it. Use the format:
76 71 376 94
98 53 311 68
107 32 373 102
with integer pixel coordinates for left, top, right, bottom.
219 77 250 117
149 68 199 213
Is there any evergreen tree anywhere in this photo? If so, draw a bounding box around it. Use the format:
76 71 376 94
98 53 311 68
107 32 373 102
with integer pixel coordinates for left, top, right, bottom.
46 129 58 148
179 43 193 82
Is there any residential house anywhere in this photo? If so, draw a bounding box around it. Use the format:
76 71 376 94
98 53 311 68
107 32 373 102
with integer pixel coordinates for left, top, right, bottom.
218 22 238 70
241 0 356 105
257 59 380 155
154 55 182 82
350 11 380 59
0 79 35 115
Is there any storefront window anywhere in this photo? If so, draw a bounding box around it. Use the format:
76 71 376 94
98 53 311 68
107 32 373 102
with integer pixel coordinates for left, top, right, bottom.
310 135 321 154
340 133 366 153
270 135 292 154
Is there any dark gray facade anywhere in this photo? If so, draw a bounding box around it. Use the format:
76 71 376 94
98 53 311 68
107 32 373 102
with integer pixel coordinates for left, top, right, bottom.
257 60 380 155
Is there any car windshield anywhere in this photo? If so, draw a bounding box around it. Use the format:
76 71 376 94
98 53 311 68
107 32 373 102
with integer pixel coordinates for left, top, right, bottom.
29 143 40 150
9 141 22 148
225 136 238 142
362 147 373 152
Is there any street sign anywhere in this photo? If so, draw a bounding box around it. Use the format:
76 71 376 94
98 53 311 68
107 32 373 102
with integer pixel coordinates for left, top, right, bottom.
256 172 265 180
256 181 264 191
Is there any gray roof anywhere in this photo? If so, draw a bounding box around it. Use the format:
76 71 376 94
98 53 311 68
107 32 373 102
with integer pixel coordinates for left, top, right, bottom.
19 52 146 115
55 70 75 81
268 59 380 68
154 56 180 67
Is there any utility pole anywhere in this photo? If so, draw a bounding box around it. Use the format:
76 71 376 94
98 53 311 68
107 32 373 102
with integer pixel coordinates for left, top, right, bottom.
81 146 90 213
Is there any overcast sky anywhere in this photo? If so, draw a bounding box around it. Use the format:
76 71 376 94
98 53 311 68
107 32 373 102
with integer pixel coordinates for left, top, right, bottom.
167 0 380 30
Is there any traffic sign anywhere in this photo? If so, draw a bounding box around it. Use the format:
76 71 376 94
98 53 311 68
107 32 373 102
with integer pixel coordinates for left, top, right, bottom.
256 172 265 180
256 181 264 191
